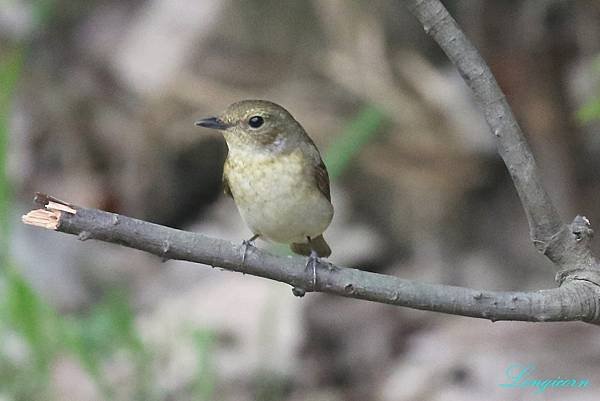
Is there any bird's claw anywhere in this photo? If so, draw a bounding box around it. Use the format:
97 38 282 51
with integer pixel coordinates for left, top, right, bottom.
291 251 319 297
240 235 259 268
306 249 319 291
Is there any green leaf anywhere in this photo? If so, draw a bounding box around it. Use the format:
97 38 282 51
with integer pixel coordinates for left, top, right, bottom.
324 104 388 179
192 329 216 401
0 47 24 251
577 97 600 124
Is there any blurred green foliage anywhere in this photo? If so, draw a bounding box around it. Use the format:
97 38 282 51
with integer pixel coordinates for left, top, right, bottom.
0 278 157 400
577 98 600 124
576 55 600 124
192 330 216 401
61 292 155 400
0 47 23 246
324 105 387 180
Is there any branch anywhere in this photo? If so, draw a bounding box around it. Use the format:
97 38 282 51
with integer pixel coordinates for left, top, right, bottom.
404 0 592 271
22 194 600 323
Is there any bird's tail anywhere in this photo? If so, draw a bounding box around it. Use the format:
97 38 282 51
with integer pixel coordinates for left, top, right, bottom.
290 235 331 257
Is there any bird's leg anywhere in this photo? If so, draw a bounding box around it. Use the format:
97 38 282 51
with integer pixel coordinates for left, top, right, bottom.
306 236 319 290
241 234 259 268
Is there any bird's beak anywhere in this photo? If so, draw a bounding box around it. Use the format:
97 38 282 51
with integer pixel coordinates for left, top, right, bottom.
195 117 229 130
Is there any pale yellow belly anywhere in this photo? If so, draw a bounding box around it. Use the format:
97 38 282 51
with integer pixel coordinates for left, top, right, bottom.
225 151 333 244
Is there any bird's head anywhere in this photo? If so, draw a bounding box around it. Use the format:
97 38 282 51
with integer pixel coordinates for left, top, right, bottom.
195 100 304 152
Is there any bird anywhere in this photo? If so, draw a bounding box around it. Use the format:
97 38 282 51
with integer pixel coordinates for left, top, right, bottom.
195 100 334 282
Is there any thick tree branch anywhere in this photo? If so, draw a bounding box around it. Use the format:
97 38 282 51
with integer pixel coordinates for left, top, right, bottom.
405 0 593 272
21 194 600 322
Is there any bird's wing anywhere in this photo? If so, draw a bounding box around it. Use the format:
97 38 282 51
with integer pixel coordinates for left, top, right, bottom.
223 173 233 199
298 137 331 202
313 159 331 202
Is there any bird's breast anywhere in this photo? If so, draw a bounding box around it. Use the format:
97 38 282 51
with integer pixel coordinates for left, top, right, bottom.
224 148 333 243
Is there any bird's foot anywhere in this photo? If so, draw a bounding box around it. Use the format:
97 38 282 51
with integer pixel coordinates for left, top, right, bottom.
292 251 319 297
240 234 259 268
306 249 320 291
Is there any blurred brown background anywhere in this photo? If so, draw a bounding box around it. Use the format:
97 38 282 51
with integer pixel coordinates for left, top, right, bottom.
2 0 600 400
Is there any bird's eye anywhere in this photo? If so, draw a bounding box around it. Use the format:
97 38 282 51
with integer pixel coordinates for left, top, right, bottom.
248 115 264 129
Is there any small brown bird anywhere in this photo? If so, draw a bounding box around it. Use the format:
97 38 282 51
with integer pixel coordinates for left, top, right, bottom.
195 100 334 267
